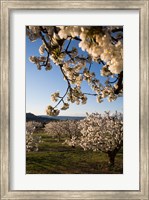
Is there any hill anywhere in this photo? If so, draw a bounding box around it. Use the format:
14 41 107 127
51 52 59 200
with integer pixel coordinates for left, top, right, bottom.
26 113 54 123
39 115 85 121
26 113 85 123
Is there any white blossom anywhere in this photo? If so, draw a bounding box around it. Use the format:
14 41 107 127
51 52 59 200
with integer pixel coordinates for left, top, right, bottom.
27 26 123 115
67 112 123 153
46 105 60 116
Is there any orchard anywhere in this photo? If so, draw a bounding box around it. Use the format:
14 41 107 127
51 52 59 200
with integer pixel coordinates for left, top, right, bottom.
26 26 123 173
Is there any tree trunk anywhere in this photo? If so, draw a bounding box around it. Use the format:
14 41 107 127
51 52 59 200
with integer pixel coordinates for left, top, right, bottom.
57 134 61 142
108 151 117 167
107 142 123 167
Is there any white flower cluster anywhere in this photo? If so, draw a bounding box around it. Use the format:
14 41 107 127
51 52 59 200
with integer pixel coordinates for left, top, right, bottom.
47 86 87 116
83 68 95 83
61 103 69 110
49 33 67 65
46 105 60 116
39 43 46 55
28 26 123 75
26 121 44 133
57 26 123 74
63 60 86 86
58 26 81 39
26 121 43 152
64 136 80 147
51 92 60 102
27 26 123 115
29 56 52 71
26 26 41 42
44 120 80 142
67 86 87 105
66 112 123 153
78 112 123 152
50 91 69 111
50 51 66 66
101 86 118 102
26 131 42 152
100 65 111 77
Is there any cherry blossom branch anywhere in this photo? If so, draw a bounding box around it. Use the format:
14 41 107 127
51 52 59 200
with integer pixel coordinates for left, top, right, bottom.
53 85 70 109
40 50 50 67
114 71 123 94
39 27 51 50
52 64 72 109
59 64 72 88
27 26 123 115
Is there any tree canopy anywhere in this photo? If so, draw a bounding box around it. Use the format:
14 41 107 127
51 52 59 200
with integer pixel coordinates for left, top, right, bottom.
27 26 123 116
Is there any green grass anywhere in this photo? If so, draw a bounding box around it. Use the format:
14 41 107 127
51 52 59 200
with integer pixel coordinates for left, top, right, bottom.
26 132 123 174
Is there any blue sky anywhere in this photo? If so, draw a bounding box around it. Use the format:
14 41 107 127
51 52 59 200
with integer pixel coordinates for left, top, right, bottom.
26 35 123 116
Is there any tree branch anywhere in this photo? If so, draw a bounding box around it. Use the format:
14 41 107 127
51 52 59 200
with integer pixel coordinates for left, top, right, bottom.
65 38 72 51
39 26 51 51
52 64 73 109
89 62 92 71
111 28 123 33
53 85 70 109
83 92 97 96
73 36 81 41
108 77 118 84
114 71 123 94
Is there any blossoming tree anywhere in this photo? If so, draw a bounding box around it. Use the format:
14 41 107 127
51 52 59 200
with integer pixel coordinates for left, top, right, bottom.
26 131 42 152
66 112 123 166
26 121 44 133
44 120 80 143
27 26 123 116
26 121 43 152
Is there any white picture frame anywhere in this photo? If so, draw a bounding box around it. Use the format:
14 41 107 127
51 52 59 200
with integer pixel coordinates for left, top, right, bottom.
0 0 148 199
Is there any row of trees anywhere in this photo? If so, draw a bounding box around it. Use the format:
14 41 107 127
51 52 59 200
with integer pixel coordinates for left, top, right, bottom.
26 112 123 166
44 120 80 142
27 26 123 116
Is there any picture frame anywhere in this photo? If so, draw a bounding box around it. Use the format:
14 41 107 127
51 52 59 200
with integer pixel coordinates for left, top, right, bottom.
0 0 148 199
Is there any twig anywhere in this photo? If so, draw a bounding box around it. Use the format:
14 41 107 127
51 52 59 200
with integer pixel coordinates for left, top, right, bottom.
39 27 51 51
83 92 97 96
108 77 118 84
53 85 70 109
65 38 72 51
114 71 123 94
89 63 92 71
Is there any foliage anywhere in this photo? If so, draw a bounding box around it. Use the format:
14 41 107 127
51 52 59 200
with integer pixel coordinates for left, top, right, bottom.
27 26 123 116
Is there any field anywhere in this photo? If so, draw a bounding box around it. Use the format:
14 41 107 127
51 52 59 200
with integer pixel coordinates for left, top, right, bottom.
26 132 123 174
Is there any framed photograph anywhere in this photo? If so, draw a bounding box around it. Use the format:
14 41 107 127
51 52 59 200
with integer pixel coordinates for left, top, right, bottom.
0 0 148 199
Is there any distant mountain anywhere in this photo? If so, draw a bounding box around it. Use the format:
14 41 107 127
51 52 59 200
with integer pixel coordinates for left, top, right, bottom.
26 113 85 123
26 113 54 123
39 115 85 121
